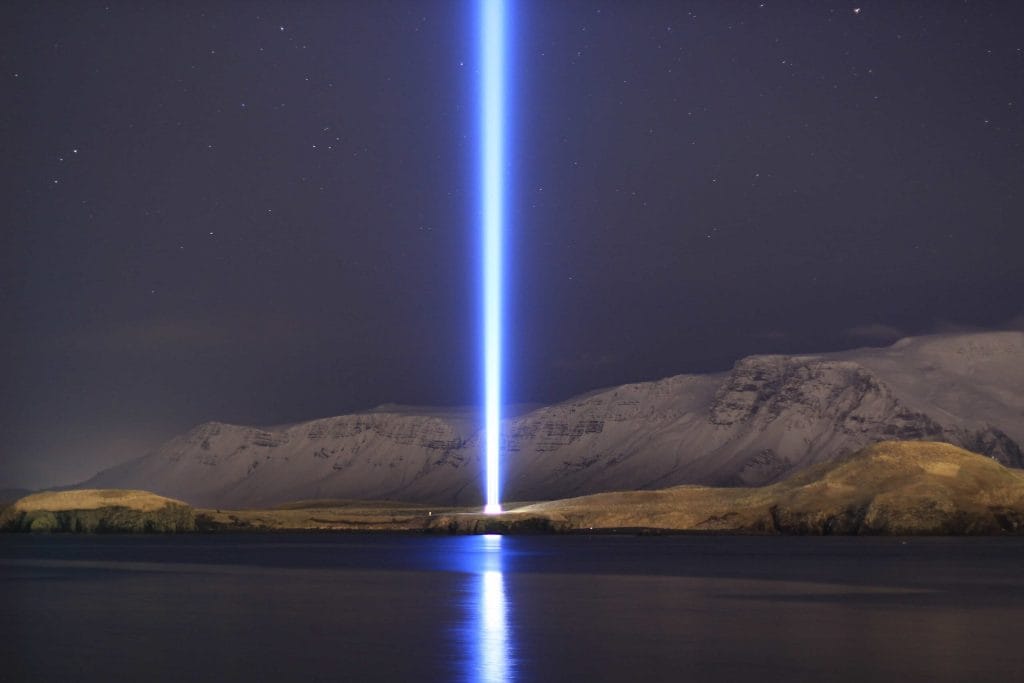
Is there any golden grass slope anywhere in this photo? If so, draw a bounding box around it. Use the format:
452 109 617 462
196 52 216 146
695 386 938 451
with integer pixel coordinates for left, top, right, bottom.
2 489 194 532
13 489 189 513
514 441 1024 534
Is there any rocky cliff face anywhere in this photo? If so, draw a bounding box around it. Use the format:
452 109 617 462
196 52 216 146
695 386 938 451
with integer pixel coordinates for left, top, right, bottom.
82 331 1024 507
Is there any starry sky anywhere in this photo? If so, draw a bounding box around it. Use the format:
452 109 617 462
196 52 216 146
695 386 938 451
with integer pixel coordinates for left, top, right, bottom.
2 0 1022 489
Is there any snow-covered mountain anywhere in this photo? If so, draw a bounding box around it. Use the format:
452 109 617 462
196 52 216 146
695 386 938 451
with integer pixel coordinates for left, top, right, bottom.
82 331 1024 508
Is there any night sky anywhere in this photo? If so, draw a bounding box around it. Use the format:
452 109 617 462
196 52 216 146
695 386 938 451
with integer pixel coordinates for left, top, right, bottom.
3 1 1022 489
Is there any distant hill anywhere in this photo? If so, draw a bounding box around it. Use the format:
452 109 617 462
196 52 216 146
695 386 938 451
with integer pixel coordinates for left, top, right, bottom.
81 331 1024 508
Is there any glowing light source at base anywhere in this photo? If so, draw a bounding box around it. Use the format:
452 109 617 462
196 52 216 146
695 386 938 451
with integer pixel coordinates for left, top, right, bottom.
479 0 506 515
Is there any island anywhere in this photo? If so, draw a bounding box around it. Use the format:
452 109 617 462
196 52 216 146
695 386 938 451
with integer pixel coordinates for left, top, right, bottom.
4 441 1023 535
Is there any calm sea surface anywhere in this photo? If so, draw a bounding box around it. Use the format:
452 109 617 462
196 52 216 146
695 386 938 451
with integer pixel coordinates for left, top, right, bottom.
2 534 1023 682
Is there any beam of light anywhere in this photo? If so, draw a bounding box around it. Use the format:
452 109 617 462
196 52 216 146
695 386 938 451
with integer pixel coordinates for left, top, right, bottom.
480 0 506 515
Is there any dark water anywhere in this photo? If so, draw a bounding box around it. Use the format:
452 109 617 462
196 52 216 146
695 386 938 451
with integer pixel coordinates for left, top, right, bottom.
2 534 1023 682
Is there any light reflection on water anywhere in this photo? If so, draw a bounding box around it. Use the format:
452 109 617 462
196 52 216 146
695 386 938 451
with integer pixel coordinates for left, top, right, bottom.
466 534 513 683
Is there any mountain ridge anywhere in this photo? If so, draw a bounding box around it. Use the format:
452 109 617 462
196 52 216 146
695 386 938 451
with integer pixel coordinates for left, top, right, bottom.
81 331 1024 507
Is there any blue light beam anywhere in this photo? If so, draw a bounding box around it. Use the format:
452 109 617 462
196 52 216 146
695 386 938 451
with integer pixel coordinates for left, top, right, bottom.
480 0 506 514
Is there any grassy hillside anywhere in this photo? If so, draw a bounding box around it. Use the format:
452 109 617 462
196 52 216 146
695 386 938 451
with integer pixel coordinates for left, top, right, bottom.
0 489 195 532
508 441 1024 534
